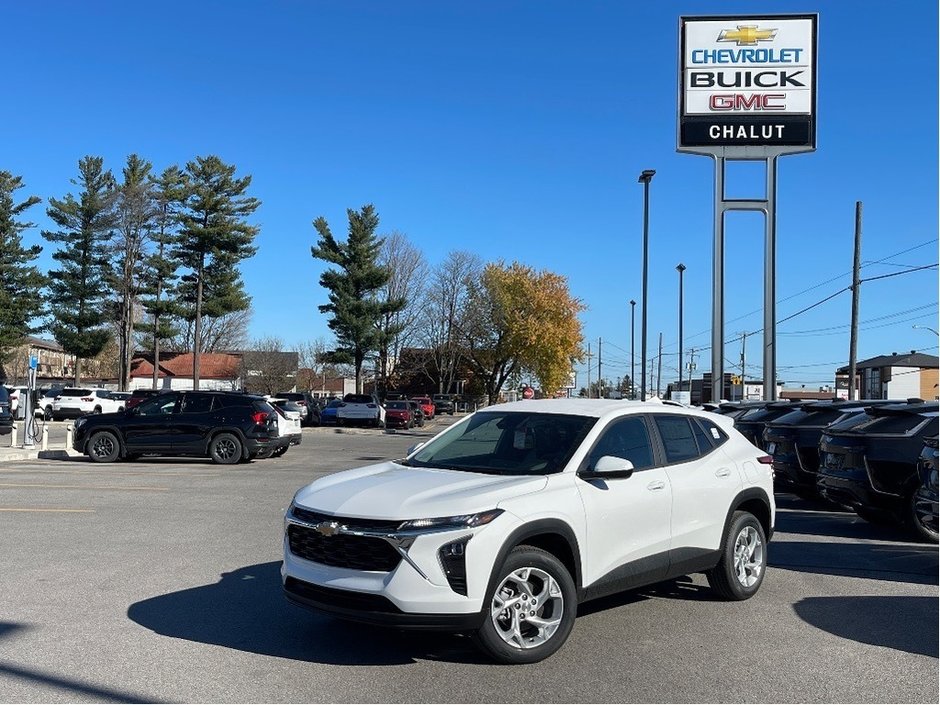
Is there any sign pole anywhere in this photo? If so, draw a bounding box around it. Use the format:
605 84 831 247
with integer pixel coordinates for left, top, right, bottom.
712 157 725 403
764 156 778 400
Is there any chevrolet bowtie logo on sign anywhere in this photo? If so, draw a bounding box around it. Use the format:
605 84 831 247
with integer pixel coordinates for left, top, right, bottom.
717 25 777 46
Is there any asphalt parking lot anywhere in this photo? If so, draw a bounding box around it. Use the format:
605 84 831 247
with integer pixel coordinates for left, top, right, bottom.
0 416 937 703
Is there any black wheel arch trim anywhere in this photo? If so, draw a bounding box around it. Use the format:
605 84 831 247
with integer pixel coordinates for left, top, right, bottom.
485 518 584 600
724 487 774 543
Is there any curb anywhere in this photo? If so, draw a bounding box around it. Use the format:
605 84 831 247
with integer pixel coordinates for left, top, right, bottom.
0 449 40 462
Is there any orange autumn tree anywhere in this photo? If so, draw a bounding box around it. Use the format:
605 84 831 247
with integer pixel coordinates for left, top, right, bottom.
463 262 585 404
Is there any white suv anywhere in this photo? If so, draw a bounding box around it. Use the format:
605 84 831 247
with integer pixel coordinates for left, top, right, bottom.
50 388 123 419
282 399 775 664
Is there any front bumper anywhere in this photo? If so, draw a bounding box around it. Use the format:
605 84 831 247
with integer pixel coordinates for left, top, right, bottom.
283 576 484 630
282 507 520 628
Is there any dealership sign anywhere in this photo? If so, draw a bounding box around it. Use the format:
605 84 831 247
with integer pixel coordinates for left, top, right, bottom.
678 14 817 152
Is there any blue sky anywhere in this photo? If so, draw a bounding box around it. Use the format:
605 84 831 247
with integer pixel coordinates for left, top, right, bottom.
4 1 938 389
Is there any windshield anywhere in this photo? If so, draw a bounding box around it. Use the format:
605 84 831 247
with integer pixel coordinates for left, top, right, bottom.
404 411 597 476
386 401 407 410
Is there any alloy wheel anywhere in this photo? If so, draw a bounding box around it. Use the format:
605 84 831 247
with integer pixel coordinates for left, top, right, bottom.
733 525 764 588
91 435 115 459
490 566 565 649
215 438 237 461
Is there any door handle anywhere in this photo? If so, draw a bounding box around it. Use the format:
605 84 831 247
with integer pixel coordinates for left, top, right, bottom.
715 468 731 478
647 480 666 491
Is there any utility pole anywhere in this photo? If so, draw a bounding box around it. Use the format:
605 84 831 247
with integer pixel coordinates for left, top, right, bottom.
656 332 663 397
597 337 603 398
586 343 593 398
687 347 697 397
740 331 748 401
848 201 862 401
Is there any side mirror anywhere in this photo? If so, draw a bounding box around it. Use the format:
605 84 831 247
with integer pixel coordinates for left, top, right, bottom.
407 442 425 455
580 455 635 480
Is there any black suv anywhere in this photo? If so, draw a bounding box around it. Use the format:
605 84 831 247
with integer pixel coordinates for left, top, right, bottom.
72 391 279 464
765 399 901 499
817 401 939 537
733 400 802 449
432 393 456 415
275 391 319 426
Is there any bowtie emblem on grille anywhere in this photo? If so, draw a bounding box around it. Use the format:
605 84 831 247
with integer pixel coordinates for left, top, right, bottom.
315 521 342 537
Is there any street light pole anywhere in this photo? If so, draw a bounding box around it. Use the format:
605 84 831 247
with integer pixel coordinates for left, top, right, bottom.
913 324 940 336
638 169 655 401
676 263 686 399
629 299 636 400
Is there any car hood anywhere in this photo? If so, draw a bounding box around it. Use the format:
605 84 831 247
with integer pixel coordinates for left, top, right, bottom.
293 461 547 520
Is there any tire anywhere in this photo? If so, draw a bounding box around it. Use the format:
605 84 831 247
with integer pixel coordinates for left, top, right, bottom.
44 405 53 420
473 546 577 664
907 490 939 544
209 433 242 465
706 511 767 600
272 445 289 458
93 406 102 414
87 431 120 463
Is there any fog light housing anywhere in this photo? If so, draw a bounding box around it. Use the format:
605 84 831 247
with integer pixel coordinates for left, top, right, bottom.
438 537 470 596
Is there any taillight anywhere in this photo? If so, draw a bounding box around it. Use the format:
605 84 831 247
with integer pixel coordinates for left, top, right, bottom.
81 397 93 402
757 455 773 465
252 411 268 424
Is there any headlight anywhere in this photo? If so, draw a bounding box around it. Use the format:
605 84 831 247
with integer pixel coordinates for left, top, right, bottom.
397 509 504 533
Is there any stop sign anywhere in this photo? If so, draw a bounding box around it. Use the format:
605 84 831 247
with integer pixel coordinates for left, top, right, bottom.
522 387 535 399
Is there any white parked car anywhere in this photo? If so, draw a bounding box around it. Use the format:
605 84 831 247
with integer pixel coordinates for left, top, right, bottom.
336 393 385 428
50 388 124 420
282 398 775 664
268 398 303 457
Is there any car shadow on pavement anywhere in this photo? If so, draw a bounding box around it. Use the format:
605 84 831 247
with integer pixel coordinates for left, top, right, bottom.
126 562 487 666
770 540 938 585
793 596 938 658
775 493 919 543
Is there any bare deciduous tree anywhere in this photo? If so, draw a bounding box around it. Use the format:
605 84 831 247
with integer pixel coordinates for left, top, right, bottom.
376 231 428 392
167 308 252 354
242 336 299 395
421 251 481 393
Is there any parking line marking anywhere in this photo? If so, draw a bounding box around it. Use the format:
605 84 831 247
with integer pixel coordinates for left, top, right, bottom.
0 469 219 478
0 482 169 492
0 508 95 513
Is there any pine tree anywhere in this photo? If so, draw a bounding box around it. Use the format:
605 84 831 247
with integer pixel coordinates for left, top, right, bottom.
139 165 187 389
42 156 116 385
311 204 405 392
174 156 259 388
0 172 45 366
112 154 157 390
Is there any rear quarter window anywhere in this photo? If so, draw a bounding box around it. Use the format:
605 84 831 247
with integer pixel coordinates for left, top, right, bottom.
698 418 729 447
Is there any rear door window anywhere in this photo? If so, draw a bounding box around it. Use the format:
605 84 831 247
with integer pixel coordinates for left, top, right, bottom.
654 415 700 464
181 393 215 414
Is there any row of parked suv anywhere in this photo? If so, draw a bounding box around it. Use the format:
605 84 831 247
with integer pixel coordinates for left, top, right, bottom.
710 398 938 542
